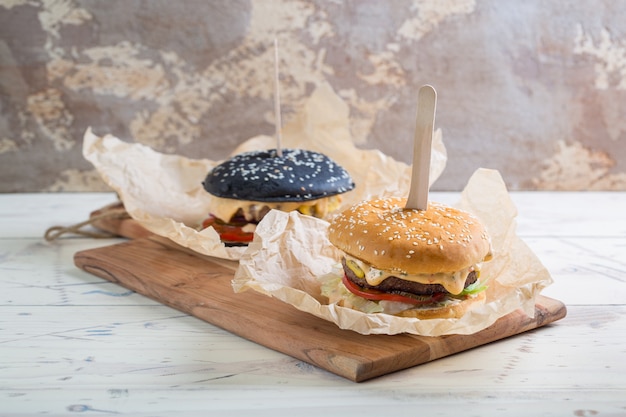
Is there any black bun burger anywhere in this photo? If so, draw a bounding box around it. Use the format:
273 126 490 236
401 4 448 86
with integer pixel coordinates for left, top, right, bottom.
202 148 355 245
326 197 493 319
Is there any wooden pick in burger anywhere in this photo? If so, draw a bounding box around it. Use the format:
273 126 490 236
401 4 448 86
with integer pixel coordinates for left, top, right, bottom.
405 84 437 210
273 37 283 157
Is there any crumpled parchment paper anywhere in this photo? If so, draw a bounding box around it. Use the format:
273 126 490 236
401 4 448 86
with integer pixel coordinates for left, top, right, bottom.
233 168 554 336
82 82 552 336
82 83 447 261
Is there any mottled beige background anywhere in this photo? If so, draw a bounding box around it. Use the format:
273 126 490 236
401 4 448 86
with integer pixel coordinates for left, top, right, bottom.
1 0 625 192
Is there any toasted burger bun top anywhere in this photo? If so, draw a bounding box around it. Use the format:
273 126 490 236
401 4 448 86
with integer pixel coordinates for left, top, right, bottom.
203 148 355 202
328 197 492 275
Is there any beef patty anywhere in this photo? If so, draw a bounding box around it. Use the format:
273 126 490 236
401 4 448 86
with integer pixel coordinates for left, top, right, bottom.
341 257 478 296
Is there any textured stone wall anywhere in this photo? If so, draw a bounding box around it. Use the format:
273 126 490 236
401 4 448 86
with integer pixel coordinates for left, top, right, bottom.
1 0 625 192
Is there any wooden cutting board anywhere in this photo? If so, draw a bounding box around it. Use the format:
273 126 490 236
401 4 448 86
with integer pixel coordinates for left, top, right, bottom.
75 227 567 382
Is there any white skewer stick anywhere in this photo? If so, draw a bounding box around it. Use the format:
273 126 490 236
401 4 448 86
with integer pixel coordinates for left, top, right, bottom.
405 84 437 210
273 37 283 157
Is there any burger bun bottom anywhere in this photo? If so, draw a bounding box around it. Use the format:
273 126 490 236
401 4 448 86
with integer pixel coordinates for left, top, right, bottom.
394 291 487 320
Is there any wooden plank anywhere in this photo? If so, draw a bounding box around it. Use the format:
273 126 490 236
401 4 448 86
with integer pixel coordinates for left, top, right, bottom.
74 238 567 382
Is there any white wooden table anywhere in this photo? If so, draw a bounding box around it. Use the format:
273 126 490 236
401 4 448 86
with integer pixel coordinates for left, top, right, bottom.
1 192 625 416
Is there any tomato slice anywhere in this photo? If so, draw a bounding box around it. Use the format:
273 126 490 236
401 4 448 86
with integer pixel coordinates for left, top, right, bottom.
202 215 254 243
341 274 445 305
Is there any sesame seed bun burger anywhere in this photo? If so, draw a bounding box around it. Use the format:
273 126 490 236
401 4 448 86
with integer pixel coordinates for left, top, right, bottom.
202 148 355 245
325 197 493 319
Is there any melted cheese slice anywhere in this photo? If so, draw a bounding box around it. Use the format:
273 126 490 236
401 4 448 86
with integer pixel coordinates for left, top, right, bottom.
345 254 480 295
209 195 342 222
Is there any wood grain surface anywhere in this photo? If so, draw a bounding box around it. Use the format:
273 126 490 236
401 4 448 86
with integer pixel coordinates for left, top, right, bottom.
6 192 626 415
74 237 567 382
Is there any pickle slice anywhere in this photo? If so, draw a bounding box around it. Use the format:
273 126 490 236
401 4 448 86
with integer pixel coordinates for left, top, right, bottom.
346 259 365 279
